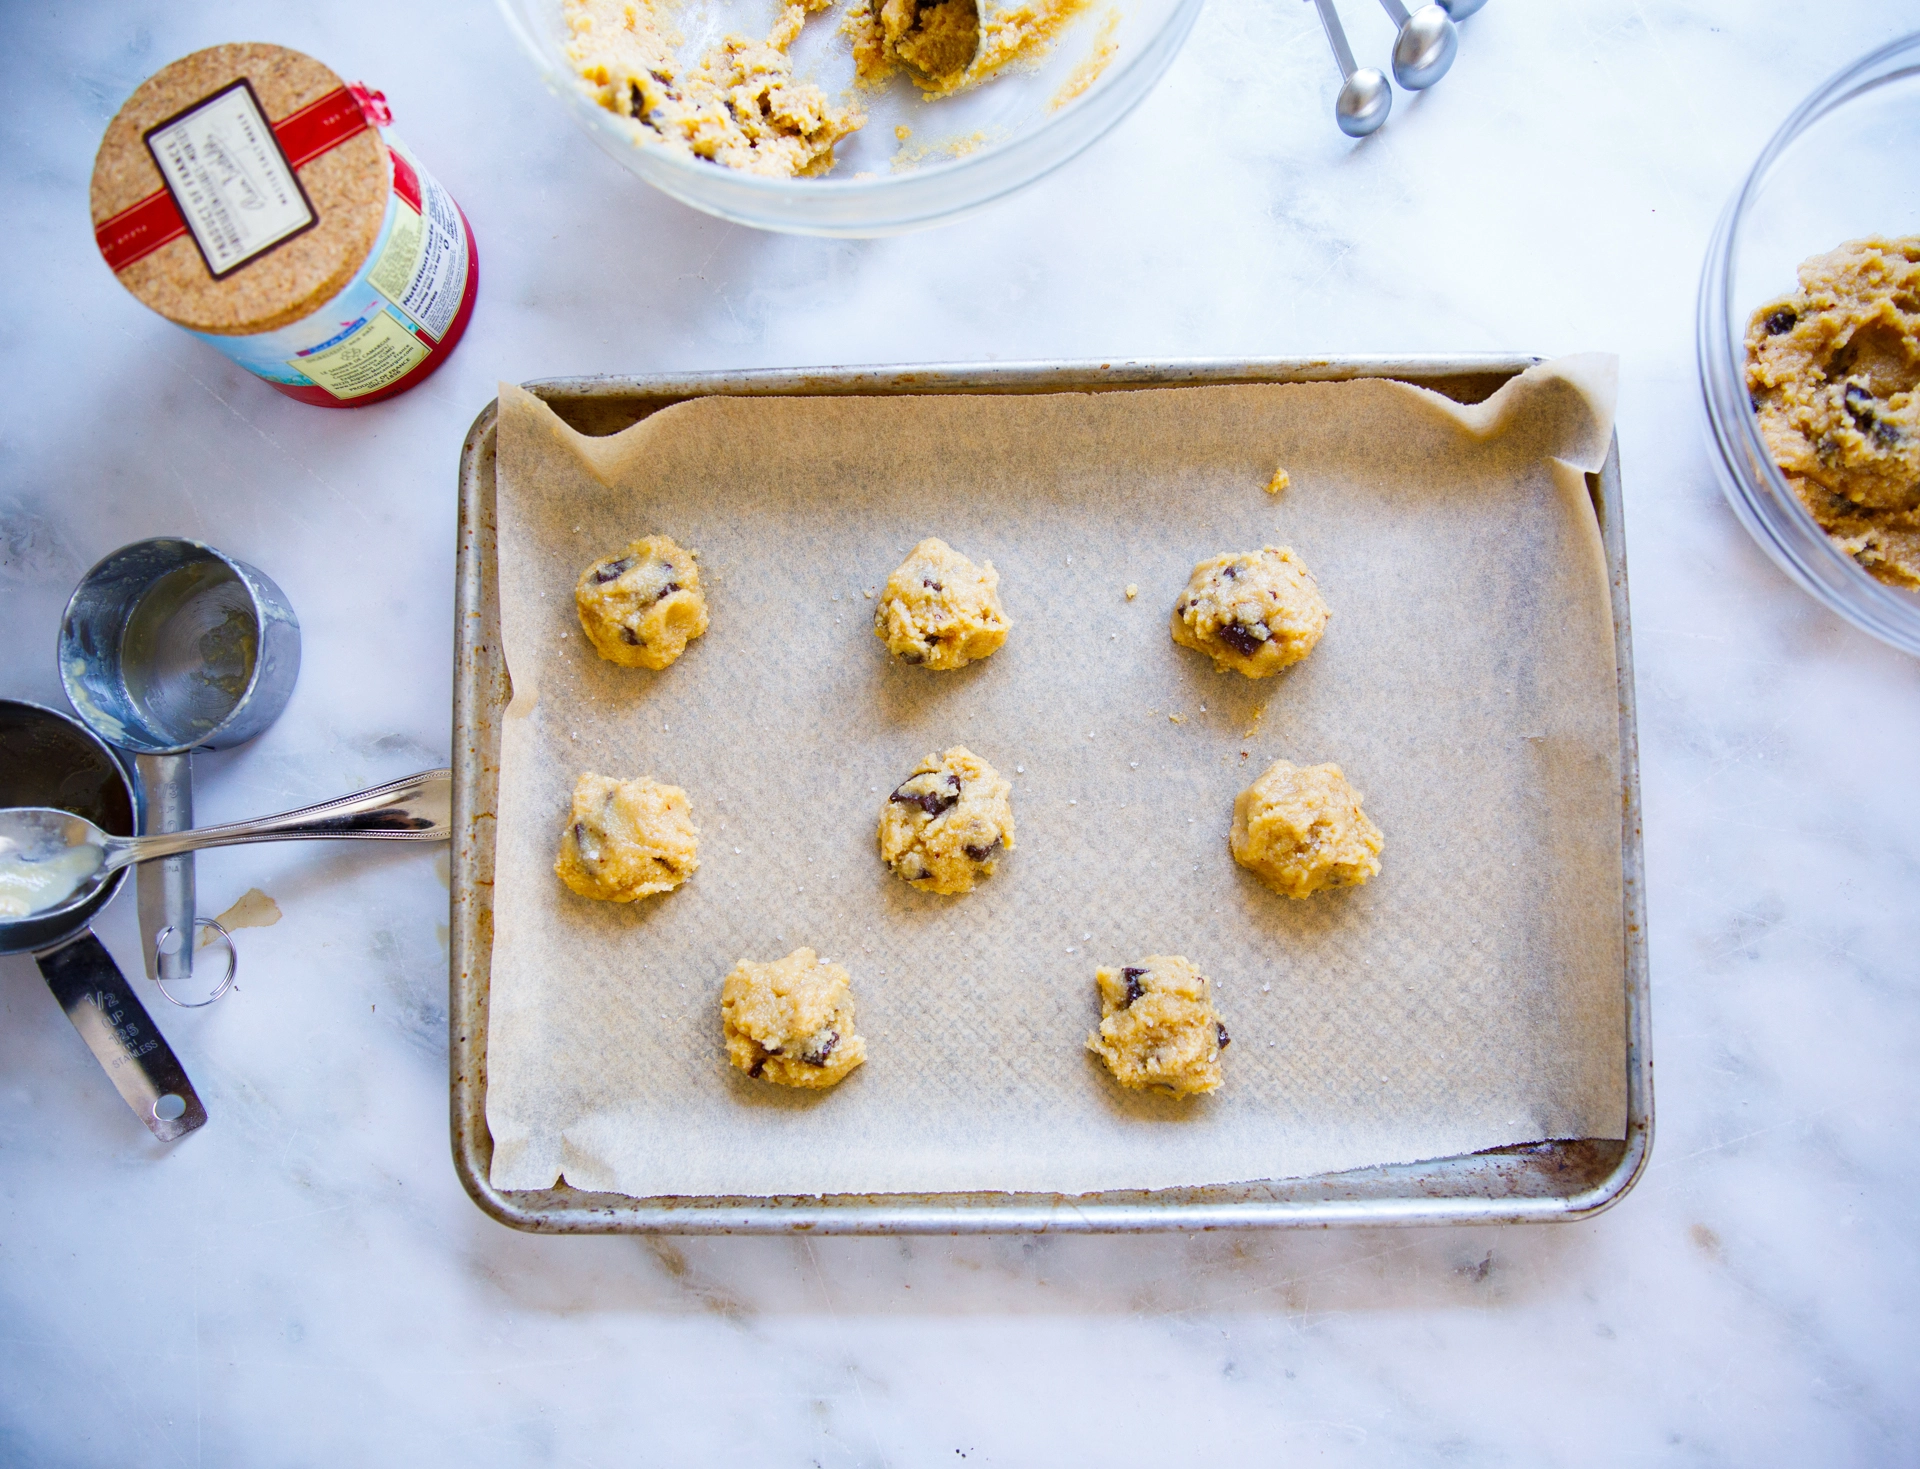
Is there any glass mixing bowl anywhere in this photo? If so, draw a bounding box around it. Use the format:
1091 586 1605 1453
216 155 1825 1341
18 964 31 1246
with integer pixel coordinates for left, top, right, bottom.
1698 32 1920 655
500 0 1204 236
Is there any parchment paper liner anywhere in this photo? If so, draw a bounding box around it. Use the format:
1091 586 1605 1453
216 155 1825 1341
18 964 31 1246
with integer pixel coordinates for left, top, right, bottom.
485 357 1625 1197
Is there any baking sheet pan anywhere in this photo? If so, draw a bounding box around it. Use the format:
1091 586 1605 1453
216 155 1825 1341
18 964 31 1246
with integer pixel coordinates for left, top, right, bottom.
449 357 1652 1233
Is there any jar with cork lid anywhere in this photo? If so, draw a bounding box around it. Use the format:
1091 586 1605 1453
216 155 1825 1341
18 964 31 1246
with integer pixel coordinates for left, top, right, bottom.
91 43 478 406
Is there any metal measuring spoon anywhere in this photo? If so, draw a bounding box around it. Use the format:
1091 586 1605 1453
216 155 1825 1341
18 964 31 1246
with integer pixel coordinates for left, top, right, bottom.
59 539 299 986
1376 0 1457 90
1308 0 1391 137
0 769 451 927
0 699 206 1142
1438 0 1486 18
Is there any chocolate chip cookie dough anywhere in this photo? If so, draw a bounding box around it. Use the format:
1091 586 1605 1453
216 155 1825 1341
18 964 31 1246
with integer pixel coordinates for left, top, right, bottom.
874 537 1010 669
1086 955 1229 1098
1745 236 1920 588
854 0 979 83
722 947 868 1088
565 0 864 177
555 772 700 902
849 0 1092 100
878 746 1015 894
1231 759 1382 899
1171 546 1329 677
575 534 708 670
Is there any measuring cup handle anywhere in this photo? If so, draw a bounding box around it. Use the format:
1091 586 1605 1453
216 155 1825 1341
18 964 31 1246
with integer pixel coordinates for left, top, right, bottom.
37 930 208 1142
134 751 194 984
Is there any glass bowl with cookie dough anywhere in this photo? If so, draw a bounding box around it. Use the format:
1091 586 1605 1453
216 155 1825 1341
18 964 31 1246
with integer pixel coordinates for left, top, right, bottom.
499 0 1204 234
1699 31 1920 655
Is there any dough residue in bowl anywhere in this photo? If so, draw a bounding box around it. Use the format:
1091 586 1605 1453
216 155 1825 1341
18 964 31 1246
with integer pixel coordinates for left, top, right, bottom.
1745 236 1920 589
565 0 1094 176
849 0 1093 100
566 0 865 177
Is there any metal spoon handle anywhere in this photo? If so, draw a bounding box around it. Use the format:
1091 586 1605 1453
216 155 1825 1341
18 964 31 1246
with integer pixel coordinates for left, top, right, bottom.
1377 0 1412 23
1311 0 1359 76
102 769 452 870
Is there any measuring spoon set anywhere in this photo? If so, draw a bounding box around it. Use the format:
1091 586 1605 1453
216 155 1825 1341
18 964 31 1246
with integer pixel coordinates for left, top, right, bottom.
1307 0 1487 138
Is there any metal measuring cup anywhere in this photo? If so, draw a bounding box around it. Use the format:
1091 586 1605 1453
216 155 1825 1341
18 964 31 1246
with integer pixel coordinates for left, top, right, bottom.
0 699 207 1140
58 539 300 989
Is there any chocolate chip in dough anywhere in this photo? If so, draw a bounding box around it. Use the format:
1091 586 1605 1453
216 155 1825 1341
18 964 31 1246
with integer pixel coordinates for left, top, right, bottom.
1216 621 1266 657
890 780 959 818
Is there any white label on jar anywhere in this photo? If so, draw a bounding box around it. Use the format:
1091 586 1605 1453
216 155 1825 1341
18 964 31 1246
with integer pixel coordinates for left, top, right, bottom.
144 81 315 279
367 149 467 341
286 309 430 399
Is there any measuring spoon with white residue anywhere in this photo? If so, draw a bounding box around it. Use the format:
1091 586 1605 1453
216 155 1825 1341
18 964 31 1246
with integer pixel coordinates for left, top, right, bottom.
0 769 451 927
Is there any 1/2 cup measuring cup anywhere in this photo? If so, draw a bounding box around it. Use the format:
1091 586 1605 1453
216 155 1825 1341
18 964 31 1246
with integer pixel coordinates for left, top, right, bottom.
59 539 300 990
0 699 206 1141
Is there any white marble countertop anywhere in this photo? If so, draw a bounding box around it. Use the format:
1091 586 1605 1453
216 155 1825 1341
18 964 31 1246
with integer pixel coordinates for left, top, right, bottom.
4 1 1917 1462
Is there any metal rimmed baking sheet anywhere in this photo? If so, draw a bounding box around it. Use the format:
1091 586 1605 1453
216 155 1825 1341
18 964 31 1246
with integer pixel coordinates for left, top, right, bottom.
450 357 1651 1233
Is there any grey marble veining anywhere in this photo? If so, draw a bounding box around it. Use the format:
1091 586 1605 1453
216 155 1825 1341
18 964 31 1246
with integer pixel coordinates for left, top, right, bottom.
2 1 1917 1463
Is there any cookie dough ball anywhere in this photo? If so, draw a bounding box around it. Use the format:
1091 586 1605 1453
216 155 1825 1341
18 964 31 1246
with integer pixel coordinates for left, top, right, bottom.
1170 546 1328 677
575 535 708 670
1230 759 1382 899
1087 955 1229 1098
555 772 699 902
1745 236 1920 588
874 537 1009 670
877 745 1015 895
722 947 867 1088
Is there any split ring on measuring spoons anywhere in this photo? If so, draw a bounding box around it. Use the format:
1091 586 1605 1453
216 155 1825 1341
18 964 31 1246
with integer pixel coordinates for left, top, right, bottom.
153 917 237 1008
1307 0 1391 137
59 538 300 990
